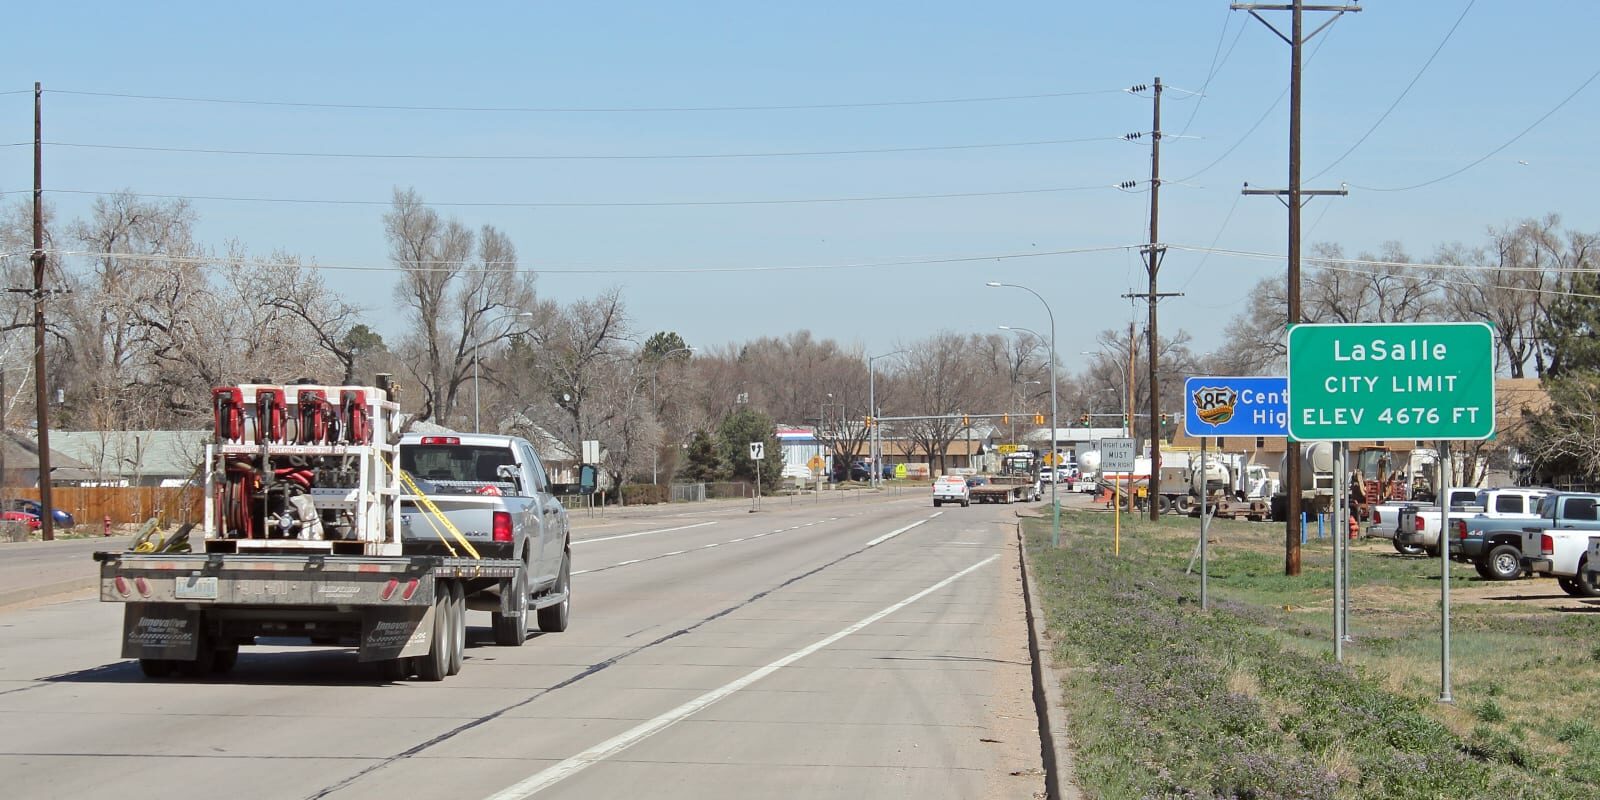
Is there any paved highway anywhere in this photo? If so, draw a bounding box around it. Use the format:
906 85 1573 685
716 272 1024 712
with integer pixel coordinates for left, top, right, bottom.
0 493 1044 799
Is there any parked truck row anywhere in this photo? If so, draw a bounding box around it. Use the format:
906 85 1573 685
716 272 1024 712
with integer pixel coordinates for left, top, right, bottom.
94 380 596 681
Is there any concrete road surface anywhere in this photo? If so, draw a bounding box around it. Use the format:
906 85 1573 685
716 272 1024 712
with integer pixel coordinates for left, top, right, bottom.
0 494 1046 799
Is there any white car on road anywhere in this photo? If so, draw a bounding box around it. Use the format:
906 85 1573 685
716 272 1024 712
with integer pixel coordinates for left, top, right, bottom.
933 475 971 507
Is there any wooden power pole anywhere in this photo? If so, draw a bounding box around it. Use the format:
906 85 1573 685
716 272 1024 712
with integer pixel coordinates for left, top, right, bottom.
31 82 55 542
1233 1 1359 575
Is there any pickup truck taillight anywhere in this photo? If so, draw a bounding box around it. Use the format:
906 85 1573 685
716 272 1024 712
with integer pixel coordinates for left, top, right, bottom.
1542 534 1554 557
1372 510 1381 524
1456 520 1468 539
492 511 513 543
1415 517 1426 531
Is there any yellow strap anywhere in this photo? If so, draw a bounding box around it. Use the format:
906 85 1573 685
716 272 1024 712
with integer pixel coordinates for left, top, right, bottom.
398 468 482 560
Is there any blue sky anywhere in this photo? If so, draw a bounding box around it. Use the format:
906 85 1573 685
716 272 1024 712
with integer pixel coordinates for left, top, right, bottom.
2 1 1595 373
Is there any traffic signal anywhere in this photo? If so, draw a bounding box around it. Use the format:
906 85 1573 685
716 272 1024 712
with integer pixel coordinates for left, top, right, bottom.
962 415 970 426
864 416 873 428
1077 413 1089 426
1002 414 1009 425
1122 414 1129 428
1034 414 1045 425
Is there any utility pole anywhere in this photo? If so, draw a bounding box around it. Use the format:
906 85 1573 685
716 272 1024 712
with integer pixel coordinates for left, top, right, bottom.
1135 76 1173 521
1233 0 1359 576
31 83 55 542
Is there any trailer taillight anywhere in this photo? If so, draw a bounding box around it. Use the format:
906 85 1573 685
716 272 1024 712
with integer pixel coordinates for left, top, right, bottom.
1542 534 1555 557
401 579 421 601
134 577 151 598
113 576 130 597
420 436 460 446
1372 510 1381 524
493 511 513 543
380 578 399 601
1415 517 1426 531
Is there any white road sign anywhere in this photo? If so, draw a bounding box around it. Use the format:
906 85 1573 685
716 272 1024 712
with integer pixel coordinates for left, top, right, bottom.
749 441 765 460
1098 437 1136 471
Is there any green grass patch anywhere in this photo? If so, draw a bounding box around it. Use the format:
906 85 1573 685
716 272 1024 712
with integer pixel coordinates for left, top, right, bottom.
1026 509 1600 799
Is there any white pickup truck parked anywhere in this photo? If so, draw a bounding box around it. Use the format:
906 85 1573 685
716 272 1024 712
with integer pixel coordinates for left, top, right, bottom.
1367 500 1428 555
1393 488 1488 557
1518 492 1600 598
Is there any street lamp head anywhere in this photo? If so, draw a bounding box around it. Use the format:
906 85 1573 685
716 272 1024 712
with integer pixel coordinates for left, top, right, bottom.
985 281 1004 288
998 325 1013 331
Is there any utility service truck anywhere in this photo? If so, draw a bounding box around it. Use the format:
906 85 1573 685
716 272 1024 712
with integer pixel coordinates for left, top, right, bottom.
93 380 594 681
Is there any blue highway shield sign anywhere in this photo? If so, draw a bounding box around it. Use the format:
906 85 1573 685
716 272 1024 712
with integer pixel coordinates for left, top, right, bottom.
1184 376 1288 438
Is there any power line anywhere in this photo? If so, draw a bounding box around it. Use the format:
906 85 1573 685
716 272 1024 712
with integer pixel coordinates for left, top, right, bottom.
45 135 1124 162
46 87 1128 113
1168 242 1600 275
0 90 29 97
1176 191 1242 292
48 243 1139 275
1178 11 1247 138
1172 19 1340 185
44 182 1117 208
1308 0 1476 181
1349 62 1600 192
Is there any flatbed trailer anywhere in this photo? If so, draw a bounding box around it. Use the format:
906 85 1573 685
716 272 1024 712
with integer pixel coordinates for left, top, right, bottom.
970 478 1037 504
94 550 529 680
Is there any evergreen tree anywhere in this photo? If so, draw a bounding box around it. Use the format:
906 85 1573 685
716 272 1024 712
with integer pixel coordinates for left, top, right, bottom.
715 408 785 491
1539 270 1600 379
676 430 721 482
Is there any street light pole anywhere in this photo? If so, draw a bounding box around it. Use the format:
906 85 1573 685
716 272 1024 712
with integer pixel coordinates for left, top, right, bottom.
475 310 534 433
991 280 1059 548
867 350 906 489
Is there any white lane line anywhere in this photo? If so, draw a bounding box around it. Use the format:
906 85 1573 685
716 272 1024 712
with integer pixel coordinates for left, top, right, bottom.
578 513 931 575
574 521 718 545
864 512 940 548
482 554 1001 800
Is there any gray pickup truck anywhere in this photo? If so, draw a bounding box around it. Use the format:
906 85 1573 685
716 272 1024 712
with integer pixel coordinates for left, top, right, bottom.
400 433 576 644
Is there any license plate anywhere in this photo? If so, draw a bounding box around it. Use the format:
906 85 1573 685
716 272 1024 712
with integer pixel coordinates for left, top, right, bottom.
175 576 218 600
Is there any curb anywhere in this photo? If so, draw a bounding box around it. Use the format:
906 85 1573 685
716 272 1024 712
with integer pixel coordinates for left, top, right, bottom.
1016 521 1082 800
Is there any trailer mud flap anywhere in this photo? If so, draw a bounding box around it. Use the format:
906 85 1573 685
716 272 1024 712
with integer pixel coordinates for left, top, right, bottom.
358 606 433 662
121 604 201 661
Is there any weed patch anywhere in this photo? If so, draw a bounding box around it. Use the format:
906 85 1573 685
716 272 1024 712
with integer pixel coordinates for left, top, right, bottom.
1028 510 1596 799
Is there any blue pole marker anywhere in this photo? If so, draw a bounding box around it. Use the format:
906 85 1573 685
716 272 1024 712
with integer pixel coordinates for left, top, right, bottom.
1184 376 1289 438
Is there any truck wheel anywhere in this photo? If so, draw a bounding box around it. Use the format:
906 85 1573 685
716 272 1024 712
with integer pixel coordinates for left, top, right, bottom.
1480 545 1523 582
1423 546 1440 559
1558 576 1583 597
961 499 969 508
211 643 240 675
933 500 941 507
1577 559 1600 598
1393 540 1424 556
417 590 452 682
139 658 175 679
446 580 466 676
1174 495 1193 514
492 564 530 646
537 550 571 634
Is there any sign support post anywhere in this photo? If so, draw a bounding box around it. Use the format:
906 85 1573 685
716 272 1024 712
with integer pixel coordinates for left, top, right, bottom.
1199 435 1208 610
1439 440 1453 704
1333 442 1345 662
1099 437 1136 557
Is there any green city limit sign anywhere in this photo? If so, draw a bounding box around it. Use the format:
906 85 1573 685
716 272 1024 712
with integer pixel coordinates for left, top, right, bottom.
1286 321 1496 442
